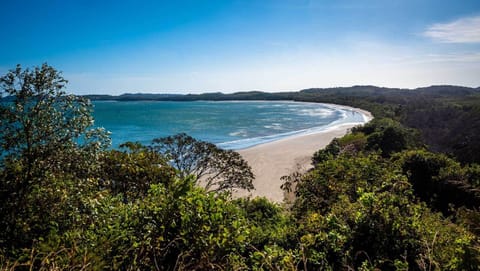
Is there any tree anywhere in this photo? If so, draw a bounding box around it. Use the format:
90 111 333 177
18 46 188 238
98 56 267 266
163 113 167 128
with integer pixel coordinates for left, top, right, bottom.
99 142 176 201
396 150 480 214
0 63 110 178
151 133 254 192
355 118 420 157
0 64 110 251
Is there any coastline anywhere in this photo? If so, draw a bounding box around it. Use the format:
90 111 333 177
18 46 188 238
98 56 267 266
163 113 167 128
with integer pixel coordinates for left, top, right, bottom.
235 105 373 203
217 101 371 150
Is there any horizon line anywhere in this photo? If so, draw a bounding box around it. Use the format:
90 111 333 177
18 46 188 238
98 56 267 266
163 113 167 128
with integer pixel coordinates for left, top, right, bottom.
79 84 480 96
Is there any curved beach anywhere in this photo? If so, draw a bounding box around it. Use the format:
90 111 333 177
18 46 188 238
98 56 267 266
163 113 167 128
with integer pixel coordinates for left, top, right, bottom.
235 105 373 203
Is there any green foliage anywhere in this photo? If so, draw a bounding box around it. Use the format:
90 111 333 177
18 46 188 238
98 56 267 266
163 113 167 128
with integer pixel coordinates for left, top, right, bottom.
395 150 480 214
2 65 480 270
98 142 176 201
465 163 480 187
234 197 282 227
312 138 341 165
312 119 420 166
297 153 405 215
290 150 480 270
0 64 109 253
355 118 421 157
84 179 253 270
151 133 254 192
11 180 257 270
288 122 480 270
0 63 110 178
337 132 367 151
233 197 296 259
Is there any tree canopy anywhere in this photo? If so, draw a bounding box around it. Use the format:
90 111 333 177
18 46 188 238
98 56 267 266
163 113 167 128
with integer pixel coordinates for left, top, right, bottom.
151 133 254 192
0 63 110 178
0 63 110 251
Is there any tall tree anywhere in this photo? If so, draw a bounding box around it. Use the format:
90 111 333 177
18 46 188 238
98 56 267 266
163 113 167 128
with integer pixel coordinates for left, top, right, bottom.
0 64 110 250
0 63 110 178
151 133 254 192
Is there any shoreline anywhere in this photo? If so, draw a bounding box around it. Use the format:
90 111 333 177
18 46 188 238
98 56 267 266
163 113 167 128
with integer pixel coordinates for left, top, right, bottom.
235 105 373 203
218 102 372 150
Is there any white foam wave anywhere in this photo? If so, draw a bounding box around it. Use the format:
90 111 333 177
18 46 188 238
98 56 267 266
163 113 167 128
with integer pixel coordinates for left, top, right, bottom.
264 123 283 130
218 106 371 150
296 108 335 117
229 129 248 137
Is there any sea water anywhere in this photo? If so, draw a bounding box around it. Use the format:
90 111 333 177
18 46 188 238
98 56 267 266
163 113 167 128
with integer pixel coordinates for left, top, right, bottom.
92 100 368 150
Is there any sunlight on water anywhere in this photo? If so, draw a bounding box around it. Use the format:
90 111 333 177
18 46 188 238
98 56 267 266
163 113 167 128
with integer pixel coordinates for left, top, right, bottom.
92 101 367 149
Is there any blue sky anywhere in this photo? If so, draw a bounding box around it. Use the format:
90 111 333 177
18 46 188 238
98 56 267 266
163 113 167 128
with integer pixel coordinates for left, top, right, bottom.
1 0 480 94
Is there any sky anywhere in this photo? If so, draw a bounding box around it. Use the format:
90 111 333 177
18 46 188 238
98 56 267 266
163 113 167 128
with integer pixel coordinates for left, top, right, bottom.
1 0 480 95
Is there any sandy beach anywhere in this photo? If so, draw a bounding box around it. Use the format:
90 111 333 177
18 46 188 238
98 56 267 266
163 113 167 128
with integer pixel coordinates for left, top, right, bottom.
235 106 373 203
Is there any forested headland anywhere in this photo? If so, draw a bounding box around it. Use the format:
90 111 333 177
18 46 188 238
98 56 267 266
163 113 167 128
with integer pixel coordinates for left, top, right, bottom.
1 64 480 270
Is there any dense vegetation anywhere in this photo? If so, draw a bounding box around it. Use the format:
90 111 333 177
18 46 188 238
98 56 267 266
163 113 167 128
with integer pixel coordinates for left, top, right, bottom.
1 64 480 270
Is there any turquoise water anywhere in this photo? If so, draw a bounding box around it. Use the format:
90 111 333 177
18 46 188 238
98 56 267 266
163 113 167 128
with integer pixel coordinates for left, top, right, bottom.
92 101 368 150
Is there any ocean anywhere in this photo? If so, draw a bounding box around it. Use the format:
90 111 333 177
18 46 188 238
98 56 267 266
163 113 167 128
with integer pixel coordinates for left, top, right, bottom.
92 100 368 150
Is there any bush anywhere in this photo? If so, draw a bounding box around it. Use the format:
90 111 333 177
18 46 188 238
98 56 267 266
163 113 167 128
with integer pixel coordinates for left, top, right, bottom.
395 150 480 214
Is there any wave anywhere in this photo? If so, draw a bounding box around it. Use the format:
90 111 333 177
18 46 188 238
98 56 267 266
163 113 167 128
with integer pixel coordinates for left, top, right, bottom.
295 108 336 117
263 123 283 130
217 107 369 150
229 129 248 137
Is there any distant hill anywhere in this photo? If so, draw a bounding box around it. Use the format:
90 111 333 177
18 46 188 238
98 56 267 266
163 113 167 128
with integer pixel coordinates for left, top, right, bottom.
84 93 185 101
84 85 479 102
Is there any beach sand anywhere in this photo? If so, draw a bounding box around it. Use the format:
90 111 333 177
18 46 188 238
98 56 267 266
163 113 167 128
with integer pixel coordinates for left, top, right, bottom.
235 106 372 203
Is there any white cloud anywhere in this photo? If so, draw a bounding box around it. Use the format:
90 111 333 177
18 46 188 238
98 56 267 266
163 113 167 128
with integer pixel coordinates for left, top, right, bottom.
423 15 480 43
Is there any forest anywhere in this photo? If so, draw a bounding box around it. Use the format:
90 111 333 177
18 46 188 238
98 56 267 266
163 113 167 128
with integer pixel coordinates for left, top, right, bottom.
1 64 480 270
